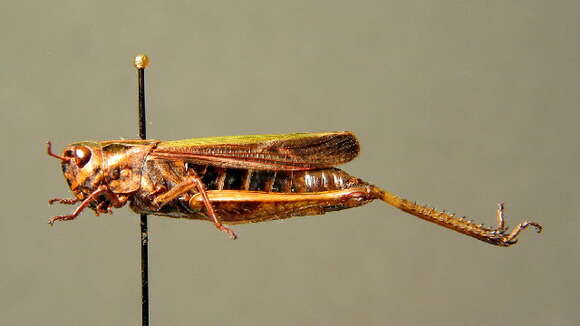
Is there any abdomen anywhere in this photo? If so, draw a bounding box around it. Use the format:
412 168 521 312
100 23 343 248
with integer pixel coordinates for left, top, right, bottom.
132 162 377 223
194 165 367 193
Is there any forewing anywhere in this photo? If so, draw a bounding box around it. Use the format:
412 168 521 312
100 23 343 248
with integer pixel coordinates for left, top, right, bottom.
149 132 359 171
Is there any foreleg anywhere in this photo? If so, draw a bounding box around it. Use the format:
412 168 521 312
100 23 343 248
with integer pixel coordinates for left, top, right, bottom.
48 186 113 225
48 197 81 205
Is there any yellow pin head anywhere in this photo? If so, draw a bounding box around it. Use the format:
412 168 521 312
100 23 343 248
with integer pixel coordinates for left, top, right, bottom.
134 54 150 69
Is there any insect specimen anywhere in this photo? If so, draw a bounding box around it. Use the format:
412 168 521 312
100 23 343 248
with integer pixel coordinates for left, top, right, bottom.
47 131 542 246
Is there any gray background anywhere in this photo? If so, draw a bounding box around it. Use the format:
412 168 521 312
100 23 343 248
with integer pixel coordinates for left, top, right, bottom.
1 1 578 325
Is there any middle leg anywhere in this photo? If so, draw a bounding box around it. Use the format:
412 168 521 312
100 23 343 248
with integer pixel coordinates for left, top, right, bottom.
151 172 237 239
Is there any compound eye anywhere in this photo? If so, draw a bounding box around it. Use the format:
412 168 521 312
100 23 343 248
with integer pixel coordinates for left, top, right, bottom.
74 146 92 168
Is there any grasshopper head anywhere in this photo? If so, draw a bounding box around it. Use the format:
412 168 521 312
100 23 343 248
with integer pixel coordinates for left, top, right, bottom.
48 140 159 197
48 141 106 200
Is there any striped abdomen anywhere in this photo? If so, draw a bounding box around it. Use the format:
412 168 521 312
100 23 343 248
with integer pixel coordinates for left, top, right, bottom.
189 164 365 193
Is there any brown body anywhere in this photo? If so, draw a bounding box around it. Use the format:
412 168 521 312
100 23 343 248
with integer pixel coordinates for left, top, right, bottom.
47 132 542 246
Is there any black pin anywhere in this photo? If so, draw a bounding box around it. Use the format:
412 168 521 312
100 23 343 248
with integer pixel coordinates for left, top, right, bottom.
134 54 150 326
